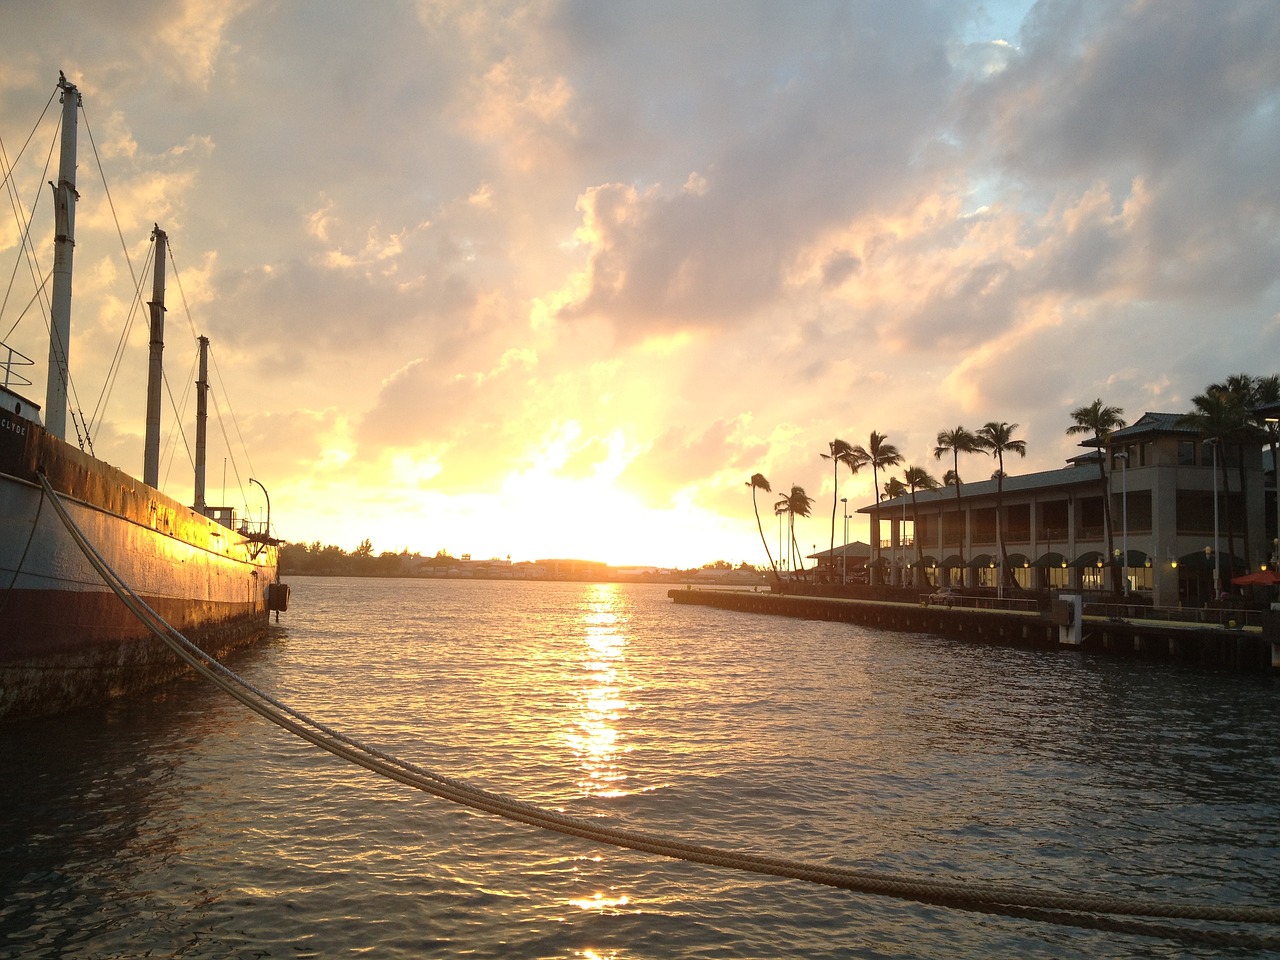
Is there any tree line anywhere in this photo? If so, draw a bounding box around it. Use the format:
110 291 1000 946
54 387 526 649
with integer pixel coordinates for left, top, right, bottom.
748 372 1280 594
279 541 458 576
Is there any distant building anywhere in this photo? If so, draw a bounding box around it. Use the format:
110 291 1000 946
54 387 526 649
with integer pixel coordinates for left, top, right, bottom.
536 558 612 580
806 541 873 583
857 412 1275 607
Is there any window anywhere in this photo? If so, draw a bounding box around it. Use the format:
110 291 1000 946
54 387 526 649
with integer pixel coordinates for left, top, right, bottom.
1005 503 1031 543
1036 500 1069 541
1077 496 1104 540
942 510 965 546
972 507 996 545
1111 489 1152 534
1177 440 1196 466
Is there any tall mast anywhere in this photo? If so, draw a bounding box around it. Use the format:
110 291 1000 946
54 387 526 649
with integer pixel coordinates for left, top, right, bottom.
143 225 167 487
45 73 80 441
194 335 209 513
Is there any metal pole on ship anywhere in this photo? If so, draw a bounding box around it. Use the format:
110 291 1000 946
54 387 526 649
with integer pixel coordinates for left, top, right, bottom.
45 74 80 441
194 336 209 514
143 226 167 487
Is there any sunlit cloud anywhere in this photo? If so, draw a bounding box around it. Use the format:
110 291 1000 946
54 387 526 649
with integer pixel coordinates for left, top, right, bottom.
2 0 1278 565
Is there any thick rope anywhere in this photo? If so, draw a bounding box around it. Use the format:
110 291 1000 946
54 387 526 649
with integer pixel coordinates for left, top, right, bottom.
36 473 1280 939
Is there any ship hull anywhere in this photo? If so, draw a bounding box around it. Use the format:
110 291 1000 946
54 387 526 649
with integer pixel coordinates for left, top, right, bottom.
0 404 277 721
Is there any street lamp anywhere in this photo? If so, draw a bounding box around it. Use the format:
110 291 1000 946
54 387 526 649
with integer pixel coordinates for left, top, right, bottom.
841 498 849 585
1268 418 1280 568
1114 450 1129 596
1205 438 1221 599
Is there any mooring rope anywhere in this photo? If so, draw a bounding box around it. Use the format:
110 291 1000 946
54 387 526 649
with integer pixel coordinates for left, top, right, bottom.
36 473 1280 942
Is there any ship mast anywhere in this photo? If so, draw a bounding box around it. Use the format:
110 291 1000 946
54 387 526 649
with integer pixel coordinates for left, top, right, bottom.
194 335 209 513
45 73 80 441
143 225 166 487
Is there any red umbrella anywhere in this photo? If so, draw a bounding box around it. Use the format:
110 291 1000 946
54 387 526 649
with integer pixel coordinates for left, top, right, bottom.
1231 570 1280 586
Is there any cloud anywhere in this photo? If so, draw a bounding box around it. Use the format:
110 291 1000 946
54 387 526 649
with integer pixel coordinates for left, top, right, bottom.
4 0 1280 565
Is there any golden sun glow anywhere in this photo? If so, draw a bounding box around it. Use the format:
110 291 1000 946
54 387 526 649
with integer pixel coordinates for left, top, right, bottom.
566 585 630 797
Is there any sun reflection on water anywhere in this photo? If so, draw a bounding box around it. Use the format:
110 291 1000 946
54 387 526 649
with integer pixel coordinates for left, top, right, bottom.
565 583 632 799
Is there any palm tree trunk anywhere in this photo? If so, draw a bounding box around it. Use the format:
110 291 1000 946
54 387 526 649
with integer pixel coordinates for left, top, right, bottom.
753 492 779 581
996 453 1016 589
829 460 838 575
952 450 964 573
790 517 805 580
870 463 880 584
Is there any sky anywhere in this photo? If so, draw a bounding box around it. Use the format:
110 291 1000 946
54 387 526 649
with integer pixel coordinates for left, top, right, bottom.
1 0 1278 569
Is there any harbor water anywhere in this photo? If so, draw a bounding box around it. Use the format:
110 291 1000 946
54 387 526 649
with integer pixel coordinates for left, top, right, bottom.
2 577 1278 958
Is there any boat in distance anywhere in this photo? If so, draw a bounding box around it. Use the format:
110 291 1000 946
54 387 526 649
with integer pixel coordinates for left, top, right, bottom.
0 74 287 722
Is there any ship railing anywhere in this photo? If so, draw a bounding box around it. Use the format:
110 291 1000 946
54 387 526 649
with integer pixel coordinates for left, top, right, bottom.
238 519 274 540
0 340 35 390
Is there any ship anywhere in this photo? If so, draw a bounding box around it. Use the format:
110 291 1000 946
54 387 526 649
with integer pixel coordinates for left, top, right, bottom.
0 74 287 722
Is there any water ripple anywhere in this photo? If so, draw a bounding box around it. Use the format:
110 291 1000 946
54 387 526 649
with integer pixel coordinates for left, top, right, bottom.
2 579 1278 958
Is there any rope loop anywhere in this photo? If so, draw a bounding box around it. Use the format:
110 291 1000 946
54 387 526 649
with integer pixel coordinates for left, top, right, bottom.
34 473 1280 943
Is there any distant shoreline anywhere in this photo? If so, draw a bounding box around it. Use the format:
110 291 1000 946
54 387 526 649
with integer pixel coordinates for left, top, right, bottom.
279 569 769 587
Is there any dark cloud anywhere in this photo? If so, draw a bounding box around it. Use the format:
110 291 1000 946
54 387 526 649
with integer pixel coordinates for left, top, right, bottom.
555 2 961 336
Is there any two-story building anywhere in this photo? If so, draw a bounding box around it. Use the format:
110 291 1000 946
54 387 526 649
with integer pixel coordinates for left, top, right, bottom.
857 412 1274 608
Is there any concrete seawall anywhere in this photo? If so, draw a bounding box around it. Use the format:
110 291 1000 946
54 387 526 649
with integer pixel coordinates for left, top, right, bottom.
668 588 1280 673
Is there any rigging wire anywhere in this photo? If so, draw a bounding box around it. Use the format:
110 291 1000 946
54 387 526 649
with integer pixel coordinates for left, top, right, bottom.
88 241 151 435
0 87 58 340
33 470 1280 949
0 86 57 196
75 99 146 451
168 246 261 521
160 345 200 490
0 96 59 347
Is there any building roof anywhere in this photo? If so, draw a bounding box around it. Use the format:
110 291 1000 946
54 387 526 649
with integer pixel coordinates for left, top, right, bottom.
1106 411 1199 442
1070 412 1196 449
808 540 872 560
857 463 1097 514
1254 399 1280 420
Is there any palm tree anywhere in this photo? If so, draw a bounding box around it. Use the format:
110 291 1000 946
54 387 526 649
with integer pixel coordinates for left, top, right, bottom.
1066 400 1126 595
1181 386 1255 584
821 439 858 566
1208 374 1270 564
903 465 941 567
774 485 814 581
851 432 901 584
746 473 779 581
1250 374 1280 563
933 426 979 569
976 422 1026 589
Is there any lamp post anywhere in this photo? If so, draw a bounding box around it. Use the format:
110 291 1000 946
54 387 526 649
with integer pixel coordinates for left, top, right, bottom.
901 496 908 586
1268 418 1280 569
1114 450 1129 596
841 498 848 585
778 511 784 579
1205 438 1221 599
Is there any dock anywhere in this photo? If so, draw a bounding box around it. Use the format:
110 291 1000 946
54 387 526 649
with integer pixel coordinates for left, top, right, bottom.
668 588 1280 672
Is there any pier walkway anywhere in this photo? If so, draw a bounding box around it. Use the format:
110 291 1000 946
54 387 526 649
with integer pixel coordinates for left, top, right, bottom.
668 587 1280 673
